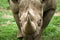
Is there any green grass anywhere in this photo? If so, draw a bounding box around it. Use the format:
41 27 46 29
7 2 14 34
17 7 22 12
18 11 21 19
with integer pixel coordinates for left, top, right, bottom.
42 16 60 40
0 0 9 9
56 0 60 11
0 10 18 40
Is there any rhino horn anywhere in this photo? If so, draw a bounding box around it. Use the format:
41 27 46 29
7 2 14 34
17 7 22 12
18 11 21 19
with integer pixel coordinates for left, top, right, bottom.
24 11 36 34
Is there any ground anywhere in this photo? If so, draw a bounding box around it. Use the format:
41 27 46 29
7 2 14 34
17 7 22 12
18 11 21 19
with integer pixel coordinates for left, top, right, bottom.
54 12 60 16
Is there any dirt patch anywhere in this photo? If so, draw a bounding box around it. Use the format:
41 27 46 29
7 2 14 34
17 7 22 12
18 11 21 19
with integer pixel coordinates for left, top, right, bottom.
1 20 11 27
2 14 13 19
54 12 60 16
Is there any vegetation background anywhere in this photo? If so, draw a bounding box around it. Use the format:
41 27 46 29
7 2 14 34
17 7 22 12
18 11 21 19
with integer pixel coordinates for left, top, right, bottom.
0 0 60 40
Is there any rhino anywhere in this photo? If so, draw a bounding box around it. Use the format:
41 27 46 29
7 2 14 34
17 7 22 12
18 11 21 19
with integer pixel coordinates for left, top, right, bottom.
8 0 56 40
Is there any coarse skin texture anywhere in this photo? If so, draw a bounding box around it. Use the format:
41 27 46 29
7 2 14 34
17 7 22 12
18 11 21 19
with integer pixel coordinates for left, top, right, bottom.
8 0 56 40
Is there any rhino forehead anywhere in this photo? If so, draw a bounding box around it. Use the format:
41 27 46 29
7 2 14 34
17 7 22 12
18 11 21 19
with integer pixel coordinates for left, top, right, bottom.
19 0 43 21
19 8 42 23
19 0 42 12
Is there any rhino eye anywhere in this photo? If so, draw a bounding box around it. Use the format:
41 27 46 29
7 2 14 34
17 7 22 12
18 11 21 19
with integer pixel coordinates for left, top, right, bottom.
37 19 41 26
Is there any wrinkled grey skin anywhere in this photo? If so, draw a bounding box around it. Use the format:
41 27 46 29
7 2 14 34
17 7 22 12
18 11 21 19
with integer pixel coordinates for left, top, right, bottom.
8 0 56 40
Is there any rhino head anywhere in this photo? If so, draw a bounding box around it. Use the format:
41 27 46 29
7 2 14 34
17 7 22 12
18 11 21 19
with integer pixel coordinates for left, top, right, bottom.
9 0 43 38
18 0 43 36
